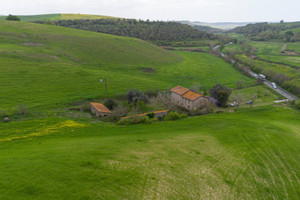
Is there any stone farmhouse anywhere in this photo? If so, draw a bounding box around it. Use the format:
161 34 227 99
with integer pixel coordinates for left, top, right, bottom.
90 102 111 117
170 86 205 110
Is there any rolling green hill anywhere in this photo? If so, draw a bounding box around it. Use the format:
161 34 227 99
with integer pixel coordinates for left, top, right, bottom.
0 106 299 199
229 22 300 42
0 13 114 21
0 21 253 113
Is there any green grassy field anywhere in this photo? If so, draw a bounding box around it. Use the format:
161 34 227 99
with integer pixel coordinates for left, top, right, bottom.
248 41 300 67
230 86 279 106
0 21 253 113
0 13 114 21
0 106 299 199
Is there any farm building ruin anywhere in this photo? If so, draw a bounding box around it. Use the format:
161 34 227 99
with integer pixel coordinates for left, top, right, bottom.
90 102 111 117
170 86 205 110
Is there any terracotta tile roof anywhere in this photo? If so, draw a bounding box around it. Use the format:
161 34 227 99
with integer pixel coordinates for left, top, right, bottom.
170 86 190 95
121 110 169 120
182 91 202 101
90 102 111 113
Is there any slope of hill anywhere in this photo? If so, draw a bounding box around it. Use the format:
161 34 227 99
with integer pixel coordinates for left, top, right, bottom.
0 21 253 113
230 22 300 42
0 106 299 199
0 13 114 21
35 19 217 45
181 21 252 30
0 21 181 112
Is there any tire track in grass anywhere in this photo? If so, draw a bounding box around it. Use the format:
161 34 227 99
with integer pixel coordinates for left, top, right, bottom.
271 150 298 193
256 147 289 199
226 161 250 200
277 150 300 184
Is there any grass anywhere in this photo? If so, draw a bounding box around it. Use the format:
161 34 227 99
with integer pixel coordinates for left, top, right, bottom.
0 106 299 199
230 85 279 107
248 41 300 67
0 21 253 113
0 13 114 21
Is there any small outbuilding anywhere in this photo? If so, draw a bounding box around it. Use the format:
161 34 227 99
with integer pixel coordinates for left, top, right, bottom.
90 102 111 118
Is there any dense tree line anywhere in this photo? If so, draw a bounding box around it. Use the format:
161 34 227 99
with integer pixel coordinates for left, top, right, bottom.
35 19 218 44
229 22 300 42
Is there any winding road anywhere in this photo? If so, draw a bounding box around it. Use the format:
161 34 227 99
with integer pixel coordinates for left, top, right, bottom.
214 44 299 101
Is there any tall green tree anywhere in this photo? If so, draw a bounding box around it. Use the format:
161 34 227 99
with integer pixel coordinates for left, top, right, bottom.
5 14 20 21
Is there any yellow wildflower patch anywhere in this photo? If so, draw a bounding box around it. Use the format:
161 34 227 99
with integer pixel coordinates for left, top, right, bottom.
0 120 85 143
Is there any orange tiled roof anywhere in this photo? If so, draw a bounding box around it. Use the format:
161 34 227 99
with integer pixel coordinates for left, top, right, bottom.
182 91 202 101
170 86 190 95
90 102 111 113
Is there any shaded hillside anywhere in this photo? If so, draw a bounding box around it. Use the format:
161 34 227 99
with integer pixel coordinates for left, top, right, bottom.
0 13 114 21
230 22 300 42
34 19 217 45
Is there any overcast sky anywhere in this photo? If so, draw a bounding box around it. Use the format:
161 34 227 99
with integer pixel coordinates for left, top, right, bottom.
0 0 299 22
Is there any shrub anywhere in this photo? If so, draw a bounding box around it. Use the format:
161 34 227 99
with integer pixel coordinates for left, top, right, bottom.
296 101 300 109
5 14 20 21
117 116 153 125
146 112 155 119
165 111 187 121
15 104 28 115
111 105 128 120
209 84 231 107
104 99 116 110
137 101 148 112
127 89 149 104
0 110 8 118
80 102 90 112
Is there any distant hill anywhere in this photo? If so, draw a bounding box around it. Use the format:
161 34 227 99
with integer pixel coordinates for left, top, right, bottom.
0 13 114 21
179 21 223 33
180 21 253 30
35 19 217 45
229 21 300 42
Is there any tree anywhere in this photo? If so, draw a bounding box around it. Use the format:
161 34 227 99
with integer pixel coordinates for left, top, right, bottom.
216 90 231 107
209 84 231 107
296 101 300 109
280 20 284 24
232 93 244 109
5 14 20 21
127 89 148 104
284 31 294 42
104 99 116 110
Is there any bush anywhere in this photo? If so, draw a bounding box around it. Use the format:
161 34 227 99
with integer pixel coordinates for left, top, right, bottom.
137 101 148 112
80 102 90 112
146 112 155 119
165 111 187 121
5 14 20 21
127 89 149 104
104 99 116 110
15 104 28 115
209 84 231 107
117 116 153 125
296 101 300 109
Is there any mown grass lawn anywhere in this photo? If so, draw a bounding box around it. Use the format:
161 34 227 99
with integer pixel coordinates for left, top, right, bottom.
0 106 299 200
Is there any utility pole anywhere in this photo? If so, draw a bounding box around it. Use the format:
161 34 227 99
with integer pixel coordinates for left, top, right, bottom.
100 78 108 99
